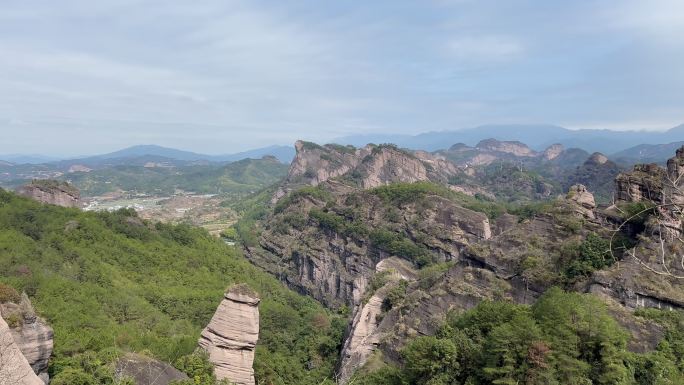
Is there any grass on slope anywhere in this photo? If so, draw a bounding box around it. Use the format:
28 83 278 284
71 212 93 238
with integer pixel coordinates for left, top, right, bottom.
0 189 344 385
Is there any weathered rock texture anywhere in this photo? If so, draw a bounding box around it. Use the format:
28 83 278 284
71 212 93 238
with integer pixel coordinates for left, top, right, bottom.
0 312 44 385
198 285 260 385
16 180 81 208
0 294 53 384
615 164 665 204
115 353 188 385
338 258 417 384
254 140 684 382
273 141 463 203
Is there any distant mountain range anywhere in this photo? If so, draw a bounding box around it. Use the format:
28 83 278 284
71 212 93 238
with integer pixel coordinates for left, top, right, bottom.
1 144 295 166
3 123 683 167
611 141 684 163
335 124 684 154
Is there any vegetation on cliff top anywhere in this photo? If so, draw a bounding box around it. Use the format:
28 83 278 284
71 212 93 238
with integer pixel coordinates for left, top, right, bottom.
0 189 344 385
355 288 684 385
62 157 289 196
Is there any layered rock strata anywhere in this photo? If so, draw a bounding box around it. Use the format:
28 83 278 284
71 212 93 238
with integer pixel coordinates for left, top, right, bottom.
198 285 260 385
0 312 44 385
0 294 53 383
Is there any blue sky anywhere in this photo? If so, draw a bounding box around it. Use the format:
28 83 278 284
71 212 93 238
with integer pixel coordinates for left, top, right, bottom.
1 0 684 155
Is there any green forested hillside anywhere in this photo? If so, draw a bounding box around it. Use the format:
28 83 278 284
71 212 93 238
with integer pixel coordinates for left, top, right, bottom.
62 157 289 196
355 288 684 385
0 189 343 385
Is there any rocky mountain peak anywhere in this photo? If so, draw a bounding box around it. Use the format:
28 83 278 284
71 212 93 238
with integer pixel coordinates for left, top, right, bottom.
542 143 564 160
587 152 609 165
274 141 463 202
475 138 535 157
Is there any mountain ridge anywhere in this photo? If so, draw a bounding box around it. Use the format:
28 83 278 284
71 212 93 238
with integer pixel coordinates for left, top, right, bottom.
335 124 684 154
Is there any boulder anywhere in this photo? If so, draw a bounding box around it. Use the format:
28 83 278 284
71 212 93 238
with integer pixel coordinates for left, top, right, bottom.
115 353 188 385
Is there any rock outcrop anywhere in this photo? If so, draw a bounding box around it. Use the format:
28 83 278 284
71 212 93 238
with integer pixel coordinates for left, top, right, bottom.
198 285 260 385
254 140 684 382
254 189 491 308
16 180 80 208
475 139 536 157
614 163 665 204
115 353 188 385
541 144 564 160
273 141 463 202
0 313 44 385
567 184 596 218
338 258 417 384
0 293 53 384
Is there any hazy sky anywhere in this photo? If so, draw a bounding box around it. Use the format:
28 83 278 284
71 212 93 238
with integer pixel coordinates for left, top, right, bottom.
2 0 684 155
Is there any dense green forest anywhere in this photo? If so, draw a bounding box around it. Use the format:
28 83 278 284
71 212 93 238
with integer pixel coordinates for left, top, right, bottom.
59 158 289 196
354 288 684 385
0 189 344 384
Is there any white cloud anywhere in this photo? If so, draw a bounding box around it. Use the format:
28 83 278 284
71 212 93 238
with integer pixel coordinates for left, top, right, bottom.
446 36 523 61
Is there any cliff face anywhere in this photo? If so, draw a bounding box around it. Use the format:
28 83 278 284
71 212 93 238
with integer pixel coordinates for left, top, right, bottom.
273 141 463 203
254 188 491 308
198 285 260 385
614 163 665 203
253 141 684 382
16 180 81 208
0 293 53 385
590 145 684 313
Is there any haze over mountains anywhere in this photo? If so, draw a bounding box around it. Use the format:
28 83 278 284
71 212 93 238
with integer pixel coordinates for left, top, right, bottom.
336 124 684 155
5 124 682 167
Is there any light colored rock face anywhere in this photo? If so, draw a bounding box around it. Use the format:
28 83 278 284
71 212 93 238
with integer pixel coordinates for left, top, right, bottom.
338 258 417 384
199 287 260 385
273 141 464 202
338 294 384 384
0 313 44 385
475 139 535 157
0 296 53 383
589 152 609 165
16 181 80 208
567 184 596 218
542 144 564 160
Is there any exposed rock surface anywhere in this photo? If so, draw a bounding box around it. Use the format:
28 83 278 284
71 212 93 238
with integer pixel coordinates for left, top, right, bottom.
567 184 596 218
273 141 463 203
563 152 622 203
0 313 44 385
542 144 564 160
254 140 684 381
0 294 53 384
475 138 536 157
16 180 81 208
115 353 188 385
254 189 491 308
338 258 416 384
198 285 260 385
614 163 665 204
